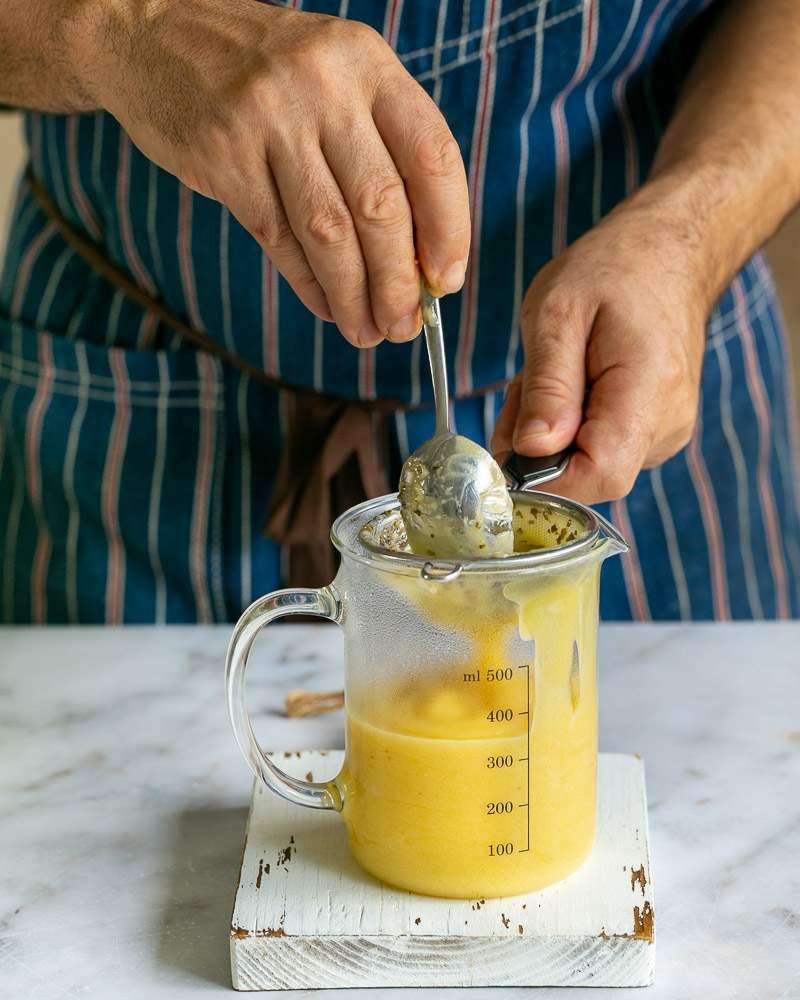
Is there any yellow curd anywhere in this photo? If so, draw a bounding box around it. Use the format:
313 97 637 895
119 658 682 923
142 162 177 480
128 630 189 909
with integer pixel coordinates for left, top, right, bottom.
338 563 600 898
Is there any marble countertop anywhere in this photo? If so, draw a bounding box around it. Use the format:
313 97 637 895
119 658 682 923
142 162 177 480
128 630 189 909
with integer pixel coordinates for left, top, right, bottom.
1 623 799 1000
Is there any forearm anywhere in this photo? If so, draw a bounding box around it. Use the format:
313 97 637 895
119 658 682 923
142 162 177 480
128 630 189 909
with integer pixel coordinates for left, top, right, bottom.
0 0 168 113
633 0 800 307
0 0 96 111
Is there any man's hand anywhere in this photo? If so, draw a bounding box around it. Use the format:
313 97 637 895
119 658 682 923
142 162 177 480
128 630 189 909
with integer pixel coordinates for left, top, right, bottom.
495 0 800 504
61 1 470 346
491 186 708 504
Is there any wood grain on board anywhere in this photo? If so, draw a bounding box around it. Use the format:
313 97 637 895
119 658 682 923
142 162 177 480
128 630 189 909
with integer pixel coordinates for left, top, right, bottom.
230 751 655 990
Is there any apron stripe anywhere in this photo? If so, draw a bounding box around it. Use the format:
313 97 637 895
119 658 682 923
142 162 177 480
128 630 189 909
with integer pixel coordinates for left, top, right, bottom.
587 0 643 222
0 372 6 476
507 0 548 381
313 316 324 392
26 336 55 624
46 117 71 223
1 326 23 621
394 408 410 461
148 353 169 625
25 253 81 620
456 0 501 395
733 278 791 618
146 160 167 290
102 351 132 624
35 247 74 327
90 111 109 223
136 312 159 350
710 315 764 618
482 390 496 446
277 387 290 438
459 0 471 61
750 256 800 602
5 214 61 644
66 117 101 240
449 397 459 434
220 207 235 352
271 395 289 583
612 0 678 193
63 341 91 623
262 253 280 378
385 0 403 45
117 132 157 295
637 0 696 142
178 184 204 330
649 466 692 620
105 289 125 345
610 496 651 620
0 194 40 304
358 346 376 400
685 408 731 620
10 221 57 318
752 253 800 487
409 335 422 406
551 0 599 255
431 0 450 106
189 353 217 623
238 374 253 611
210 416 227 621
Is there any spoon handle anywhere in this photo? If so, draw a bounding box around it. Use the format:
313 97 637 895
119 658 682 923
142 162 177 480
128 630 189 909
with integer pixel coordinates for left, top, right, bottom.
421 287 451 436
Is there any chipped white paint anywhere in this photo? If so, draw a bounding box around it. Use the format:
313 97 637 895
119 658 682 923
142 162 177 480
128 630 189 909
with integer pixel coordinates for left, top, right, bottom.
231 751 655 990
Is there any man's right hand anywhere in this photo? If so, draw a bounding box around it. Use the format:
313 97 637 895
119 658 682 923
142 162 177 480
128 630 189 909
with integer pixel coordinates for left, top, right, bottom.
79 0 470 347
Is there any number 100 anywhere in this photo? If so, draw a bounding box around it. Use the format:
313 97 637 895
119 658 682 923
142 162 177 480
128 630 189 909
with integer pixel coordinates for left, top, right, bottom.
488 842 514 857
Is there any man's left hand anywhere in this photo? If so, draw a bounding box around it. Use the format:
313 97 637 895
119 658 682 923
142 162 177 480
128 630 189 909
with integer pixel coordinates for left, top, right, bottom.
492 188 711 504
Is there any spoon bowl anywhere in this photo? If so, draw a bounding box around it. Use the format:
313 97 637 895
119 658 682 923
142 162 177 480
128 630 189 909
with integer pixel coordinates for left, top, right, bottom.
399 289 515 559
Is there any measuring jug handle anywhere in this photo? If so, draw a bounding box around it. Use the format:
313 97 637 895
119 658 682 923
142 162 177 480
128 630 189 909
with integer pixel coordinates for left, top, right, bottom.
225 587 343 812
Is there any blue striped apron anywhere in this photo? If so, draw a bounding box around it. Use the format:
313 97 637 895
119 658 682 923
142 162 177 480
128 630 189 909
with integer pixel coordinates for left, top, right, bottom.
1 0 799 623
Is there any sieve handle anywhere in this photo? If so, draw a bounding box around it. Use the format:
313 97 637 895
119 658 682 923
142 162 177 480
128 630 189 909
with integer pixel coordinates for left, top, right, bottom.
502 446 573 491
225 587 344 811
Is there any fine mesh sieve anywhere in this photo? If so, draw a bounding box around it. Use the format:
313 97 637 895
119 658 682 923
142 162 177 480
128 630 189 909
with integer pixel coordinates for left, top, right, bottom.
343 491 623 580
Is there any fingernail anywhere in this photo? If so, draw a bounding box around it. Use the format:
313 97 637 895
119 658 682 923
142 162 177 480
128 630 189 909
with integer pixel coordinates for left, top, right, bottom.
437 260 467 294
356 324 384 348
387 311 422 343
517 420 551 439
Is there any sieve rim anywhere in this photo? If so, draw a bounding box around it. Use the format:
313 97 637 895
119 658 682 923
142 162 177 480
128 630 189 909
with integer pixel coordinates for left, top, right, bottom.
331 491 622 577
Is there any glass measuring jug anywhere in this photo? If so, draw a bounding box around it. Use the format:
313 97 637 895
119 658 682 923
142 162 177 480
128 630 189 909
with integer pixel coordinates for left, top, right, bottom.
226 491 627 899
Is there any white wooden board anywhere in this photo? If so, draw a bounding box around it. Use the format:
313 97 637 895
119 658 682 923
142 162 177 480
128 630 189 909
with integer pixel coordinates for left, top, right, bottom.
230 752 655 990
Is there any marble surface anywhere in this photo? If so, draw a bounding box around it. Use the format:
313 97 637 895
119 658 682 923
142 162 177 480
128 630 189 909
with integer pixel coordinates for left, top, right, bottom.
1 623 799 1000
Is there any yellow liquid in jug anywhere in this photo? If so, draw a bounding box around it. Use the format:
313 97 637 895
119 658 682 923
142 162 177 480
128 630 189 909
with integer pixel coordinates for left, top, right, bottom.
339 566 599 899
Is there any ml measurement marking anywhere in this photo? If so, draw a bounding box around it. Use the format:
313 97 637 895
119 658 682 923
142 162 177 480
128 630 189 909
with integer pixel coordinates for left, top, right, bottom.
517 662 532 853
466 661 533 858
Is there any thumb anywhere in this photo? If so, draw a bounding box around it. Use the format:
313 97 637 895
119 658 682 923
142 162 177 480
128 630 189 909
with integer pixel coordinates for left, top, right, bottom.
513 292 590 456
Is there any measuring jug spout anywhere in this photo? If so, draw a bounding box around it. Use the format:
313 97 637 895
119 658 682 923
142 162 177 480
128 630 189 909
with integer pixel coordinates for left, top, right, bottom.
593 508 629 559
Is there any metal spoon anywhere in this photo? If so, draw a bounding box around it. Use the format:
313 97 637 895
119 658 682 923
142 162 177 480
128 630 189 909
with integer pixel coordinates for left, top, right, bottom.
398 289 516 559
